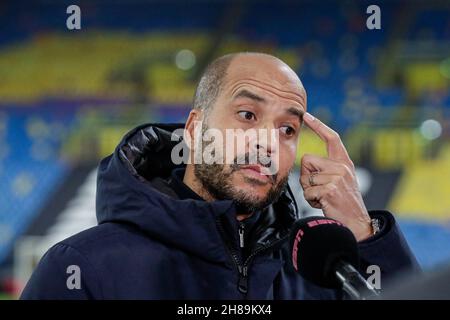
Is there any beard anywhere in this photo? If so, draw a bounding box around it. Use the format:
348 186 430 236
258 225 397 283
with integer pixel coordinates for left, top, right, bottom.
193 125 290 214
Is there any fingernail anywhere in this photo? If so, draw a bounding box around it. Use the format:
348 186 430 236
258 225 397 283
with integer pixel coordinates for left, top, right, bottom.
304 112 315 122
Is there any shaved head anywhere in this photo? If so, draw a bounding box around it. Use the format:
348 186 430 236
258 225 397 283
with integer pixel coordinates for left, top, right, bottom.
192 52 305 116
192 53 235 113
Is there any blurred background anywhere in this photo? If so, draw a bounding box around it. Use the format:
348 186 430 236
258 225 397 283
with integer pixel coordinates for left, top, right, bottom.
0 0 449 299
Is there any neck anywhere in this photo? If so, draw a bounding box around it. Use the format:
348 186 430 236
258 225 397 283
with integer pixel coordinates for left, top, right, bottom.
183 165 253 221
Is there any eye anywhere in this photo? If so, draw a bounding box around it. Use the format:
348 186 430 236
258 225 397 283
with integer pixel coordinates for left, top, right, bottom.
237 111 256 121
280 126 296 137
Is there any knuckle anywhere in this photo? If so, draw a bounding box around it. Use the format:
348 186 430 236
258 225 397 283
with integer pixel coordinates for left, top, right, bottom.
301 154 312 164
300 176 308 187
332 175 343 185
303 188 311 197
305 188 318 201
336 162 353 178
327 130 340 142
343 164 354 178
336 162 347 175
311 202 322 209
300 157 307 167
325 184 338 198
348 160 355 169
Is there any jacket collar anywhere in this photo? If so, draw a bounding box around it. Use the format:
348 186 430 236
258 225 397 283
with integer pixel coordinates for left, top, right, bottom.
96 123 299 262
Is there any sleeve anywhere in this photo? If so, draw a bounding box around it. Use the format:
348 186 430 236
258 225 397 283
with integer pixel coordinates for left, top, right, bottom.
357 210 421 284
20 243 103 300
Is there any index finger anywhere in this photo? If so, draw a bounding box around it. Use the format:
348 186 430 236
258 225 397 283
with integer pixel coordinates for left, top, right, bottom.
303 112 352 164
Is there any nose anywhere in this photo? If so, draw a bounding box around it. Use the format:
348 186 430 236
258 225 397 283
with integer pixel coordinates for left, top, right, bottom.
252 125 279 157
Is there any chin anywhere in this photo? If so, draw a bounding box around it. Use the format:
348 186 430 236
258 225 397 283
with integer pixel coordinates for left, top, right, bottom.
232 176 272 199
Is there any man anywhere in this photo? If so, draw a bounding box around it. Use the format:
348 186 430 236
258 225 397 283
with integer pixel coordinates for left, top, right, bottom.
21 52 418 299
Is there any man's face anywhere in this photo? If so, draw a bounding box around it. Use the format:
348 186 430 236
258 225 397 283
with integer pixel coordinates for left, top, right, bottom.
194 55 307 213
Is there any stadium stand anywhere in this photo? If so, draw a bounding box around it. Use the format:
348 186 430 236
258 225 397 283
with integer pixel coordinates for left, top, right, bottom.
0 0 449 298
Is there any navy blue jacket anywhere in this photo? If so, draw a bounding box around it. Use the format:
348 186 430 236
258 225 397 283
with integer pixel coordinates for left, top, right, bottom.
21 123 419 299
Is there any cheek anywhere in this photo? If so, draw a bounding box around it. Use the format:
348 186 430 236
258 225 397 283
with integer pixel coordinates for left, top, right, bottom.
277 144 297 173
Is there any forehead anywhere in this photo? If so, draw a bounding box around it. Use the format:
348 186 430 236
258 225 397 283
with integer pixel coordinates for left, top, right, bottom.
221 55 306 108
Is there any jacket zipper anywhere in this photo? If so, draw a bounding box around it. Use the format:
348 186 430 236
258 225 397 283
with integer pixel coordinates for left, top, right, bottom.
216 217 289 296
238 223 245 248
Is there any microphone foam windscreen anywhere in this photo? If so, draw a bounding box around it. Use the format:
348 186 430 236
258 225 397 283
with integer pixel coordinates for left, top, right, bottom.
289 216 360 288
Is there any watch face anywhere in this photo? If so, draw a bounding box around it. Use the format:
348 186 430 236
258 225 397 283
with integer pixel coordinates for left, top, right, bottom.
371 218 381 234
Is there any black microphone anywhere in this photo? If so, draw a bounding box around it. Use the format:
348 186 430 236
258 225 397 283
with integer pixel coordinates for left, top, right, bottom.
289 216 379 300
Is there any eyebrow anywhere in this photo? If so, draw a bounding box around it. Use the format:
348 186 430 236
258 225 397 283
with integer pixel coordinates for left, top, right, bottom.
286 107 304 122
233 89 266 103
234 89 305 122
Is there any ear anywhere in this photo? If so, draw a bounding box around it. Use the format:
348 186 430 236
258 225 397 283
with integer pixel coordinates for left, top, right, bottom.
184 109 203 150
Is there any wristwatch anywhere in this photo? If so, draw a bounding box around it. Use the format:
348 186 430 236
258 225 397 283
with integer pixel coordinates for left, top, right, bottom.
371 218 381 235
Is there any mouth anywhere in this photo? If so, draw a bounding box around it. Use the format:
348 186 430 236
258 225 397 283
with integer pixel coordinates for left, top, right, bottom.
238 165 274 183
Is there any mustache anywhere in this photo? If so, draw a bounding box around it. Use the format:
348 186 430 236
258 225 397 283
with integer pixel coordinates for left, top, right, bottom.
230 153 277 182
